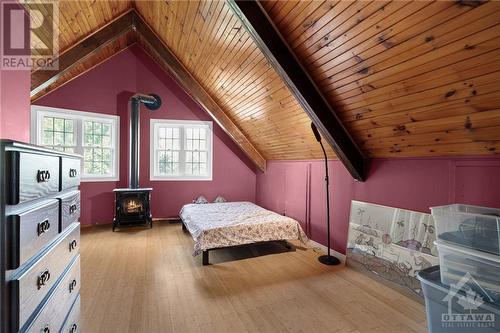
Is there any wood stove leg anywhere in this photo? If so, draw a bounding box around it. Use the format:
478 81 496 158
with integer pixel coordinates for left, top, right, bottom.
202 250 209 266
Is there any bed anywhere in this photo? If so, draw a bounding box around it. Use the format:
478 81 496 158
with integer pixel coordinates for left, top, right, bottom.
179 201 308 265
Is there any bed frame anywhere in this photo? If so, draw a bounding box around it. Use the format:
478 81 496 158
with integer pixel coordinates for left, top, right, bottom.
182 221 292 265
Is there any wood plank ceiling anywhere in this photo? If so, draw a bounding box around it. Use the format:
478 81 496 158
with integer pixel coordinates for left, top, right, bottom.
262 0 500 157
31 0 500 161
134 0 334 160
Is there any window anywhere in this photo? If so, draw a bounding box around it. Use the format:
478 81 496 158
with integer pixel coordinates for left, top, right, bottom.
31 105 119 181
150 119 212 181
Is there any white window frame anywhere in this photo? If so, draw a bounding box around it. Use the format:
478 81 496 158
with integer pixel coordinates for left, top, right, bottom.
31 105 120 182
150 119 213 181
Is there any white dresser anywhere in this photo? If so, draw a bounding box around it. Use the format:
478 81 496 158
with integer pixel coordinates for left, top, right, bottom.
1 140 81 333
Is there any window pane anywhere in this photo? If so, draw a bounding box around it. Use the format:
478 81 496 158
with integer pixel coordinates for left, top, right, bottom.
42 115 75 151
158 138 165 149
93 134 102 146
159 127 166 139
54 131 64 146
54 118 64 131
65 132 74 145
93 122 102 134
102 135 111 147
102 149 112 162
92 161 101 174
84 134 92 146
200 140 206 151
186 128 192 139
65 119 73 132
102 123 111 136
102 161 111 174
159 162 167 174
43 131 53 145
158 151 167 164
43 117 53 130
200 163 207 175
94 148 102 161
84 161 92 174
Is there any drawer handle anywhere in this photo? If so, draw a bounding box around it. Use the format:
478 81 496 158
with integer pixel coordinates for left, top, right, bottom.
37 219 50 236
69 279 77 293
37 270 51 289
70 323 78 333
69 239 78 252
69 204 78 215
42 325 50 333
37 170 51 183
69 168 78 178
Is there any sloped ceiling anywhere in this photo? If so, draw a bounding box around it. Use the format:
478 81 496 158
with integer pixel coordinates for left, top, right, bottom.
30 0 500 161
262 0 500 157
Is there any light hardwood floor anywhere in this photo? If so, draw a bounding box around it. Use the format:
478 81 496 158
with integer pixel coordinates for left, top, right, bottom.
80 222 428 333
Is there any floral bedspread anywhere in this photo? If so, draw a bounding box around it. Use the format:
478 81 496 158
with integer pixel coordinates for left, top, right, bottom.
180 202 308 256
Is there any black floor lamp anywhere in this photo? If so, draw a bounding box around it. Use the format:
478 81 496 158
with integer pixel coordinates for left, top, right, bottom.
311 122 341 266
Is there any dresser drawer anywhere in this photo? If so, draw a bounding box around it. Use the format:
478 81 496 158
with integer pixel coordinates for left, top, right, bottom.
61 295 80 333
24 256 80 333
6 151 60 205
61 157 81 191
7 200 60 270
59 191 80 232
10 223 80 331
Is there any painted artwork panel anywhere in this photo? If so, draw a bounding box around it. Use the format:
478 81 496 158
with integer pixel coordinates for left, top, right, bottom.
347 200 439 300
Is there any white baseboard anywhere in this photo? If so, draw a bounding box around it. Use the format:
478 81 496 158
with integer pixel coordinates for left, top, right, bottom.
307 240 346 264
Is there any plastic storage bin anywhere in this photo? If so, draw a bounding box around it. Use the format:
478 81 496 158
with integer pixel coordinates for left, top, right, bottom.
431 204 500 255
436 240 500 303
418 266 500 333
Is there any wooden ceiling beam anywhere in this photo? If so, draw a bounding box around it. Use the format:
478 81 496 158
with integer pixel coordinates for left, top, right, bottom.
227 0 366 181
131 11 266 172
30 9 135 98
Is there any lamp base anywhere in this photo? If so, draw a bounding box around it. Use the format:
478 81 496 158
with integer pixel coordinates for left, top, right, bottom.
318 255 341 266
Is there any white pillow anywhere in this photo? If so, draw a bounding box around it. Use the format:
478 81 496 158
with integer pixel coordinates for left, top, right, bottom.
213 196 227 203
193 196 208 204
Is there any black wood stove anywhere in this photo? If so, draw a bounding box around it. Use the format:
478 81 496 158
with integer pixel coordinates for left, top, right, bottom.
113 188 153 231
113 93 161 231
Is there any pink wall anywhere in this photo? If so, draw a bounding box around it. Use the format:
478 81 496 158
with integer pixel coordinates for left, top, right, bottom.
36 46 257 225
256 157 500 255
0 1 31 142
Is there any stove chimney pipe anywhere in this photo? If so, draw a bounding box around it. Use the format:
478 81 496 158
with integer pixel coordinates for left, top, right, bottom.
129 93 161 188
